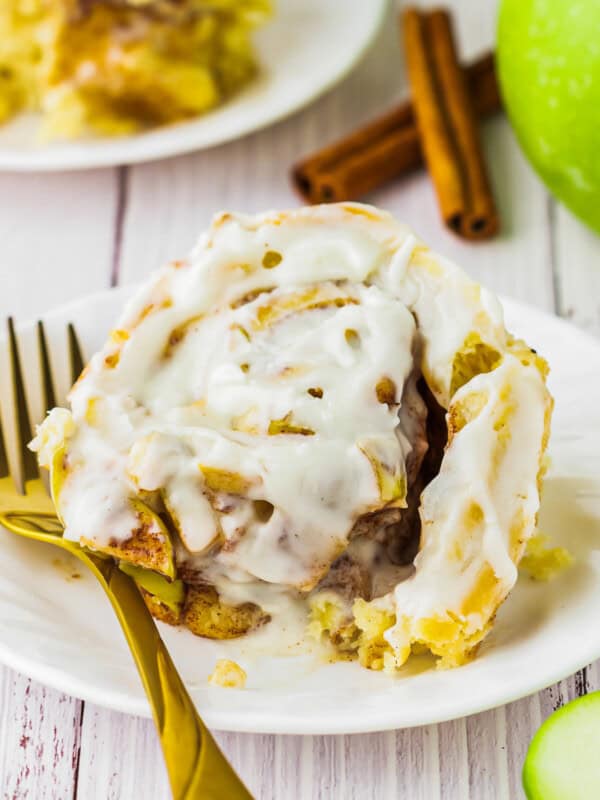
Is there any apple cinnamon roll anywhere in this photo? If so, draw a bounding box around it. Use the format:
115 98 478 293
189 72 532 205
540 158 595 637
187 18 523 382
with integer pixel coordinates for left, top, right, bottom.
0 0 270 137
31 203 552 671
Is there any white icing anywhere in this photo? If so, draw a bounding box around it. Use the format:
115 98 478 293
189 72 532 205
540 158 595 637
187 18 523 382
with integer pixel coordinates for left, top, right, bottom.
30 203 549 653
386 355 547 641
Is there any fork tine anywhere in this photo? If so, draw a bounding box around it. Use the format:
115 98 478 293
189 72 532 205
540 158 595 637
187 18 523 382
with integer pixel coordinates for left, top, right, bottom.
7 318 39 486
67 323 84 385
0 401 8 480
37 320 56 412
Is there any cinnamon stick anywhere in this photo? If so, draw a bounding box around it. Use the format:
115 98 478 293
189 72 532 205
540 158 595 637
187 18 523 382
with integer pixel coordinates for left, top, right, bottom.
402 8 499 239
292 52 500 206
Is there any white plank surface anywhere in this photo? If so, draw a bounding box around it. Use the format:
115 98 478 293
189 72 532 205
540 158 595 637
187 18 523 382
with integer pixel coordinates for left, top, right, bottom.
0 170 117 320
0 1 599 798
75 706 170 800
0 672 82 799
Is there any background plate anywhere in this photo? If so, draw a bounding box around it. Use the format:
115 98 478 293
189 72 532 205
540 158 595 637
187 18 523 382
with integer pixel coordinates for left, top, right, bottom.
0 287 599 734
0 0 386 171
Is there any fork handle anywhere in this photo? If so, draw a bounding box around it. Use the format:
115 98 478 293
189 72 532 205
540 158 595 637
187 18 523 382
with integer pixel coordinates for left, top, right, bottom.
83 554 253 800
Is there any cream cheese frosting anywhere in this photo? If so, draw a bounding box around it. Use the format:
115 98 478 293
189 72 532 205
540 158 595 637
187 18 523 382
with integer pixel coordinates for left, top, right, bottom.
31 203 552 670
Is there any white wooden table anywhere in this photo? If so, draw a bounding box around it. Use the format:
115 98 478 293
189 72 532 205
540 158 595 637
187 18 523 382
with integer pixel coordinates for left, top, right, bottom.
1 1 599 797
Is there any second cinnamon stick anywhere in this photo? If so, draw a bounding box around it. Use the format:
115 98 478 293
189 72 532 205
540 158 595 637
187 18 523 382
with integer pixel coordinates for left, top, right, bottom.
292 52 500 206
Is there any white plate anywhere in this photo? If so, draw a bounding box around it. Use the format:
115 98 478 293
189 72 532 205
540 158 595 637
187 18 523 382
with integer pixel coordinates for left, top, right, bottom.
1 287 599 735
0 0 386 172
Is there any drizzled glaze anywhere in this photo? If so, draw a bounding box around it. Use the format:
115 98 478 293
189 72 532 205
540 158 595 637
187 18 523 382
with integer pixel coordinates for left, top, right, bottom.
31 204 550 667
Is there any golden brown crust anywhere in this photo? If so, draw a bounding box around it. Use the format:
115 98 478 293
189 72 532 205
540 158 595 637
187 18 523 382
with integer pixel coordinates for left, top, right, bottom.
141 581 271 639
140 588 182 626
182 585 270 640
81 500 175 578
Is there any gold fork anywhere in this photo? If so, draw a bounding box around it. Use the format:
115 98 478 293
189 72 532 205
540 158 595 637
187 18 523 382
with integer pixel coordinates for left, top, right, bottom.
0 318 252 800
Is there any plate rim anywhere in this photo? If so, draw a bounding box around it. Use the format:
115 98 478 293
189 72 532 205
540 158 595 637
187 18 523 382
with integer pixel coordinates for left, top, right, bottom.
0 0 388 172
1 286 599 734
1 628 599 735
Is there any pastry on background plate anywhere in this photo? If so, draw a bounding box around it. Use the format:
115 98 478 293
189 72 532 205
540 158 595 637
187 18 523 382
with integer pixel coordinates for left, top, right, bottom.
0 0 271 138
31 203 553 674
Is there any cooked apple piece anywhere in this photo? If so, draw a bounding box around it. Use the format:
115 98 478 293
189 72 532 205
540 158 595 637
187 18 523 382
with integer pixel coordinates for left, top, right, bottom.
358 439 407 507
161 485 221 555
198 465 256 495
162 314 204 358
140 589 182 626
119 561 185 616
81 498 176 579
375 376 398 405
262 250 282 269
268 413 315 436
50 445 69 512
208 659 247 688
450 333 502 396
182 585 270 639
352 599 397 671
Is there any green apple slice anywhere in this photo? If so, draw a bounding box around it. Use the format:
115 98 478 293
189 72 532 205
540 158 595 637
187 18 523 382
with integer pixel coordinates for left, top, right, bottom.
523 692 600 799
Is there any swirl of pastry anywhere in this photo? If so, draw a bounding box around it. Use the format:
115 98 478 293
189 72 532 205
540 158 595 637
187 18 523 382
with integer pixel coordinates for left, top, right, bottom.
32 204 551 664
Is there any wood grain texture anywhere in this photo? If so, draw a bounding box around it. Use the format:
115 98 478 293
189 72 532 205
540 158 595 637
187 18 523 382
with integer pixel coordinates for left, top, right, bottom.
0 0 599 798
553 204 600 335
75 705 170 800
0 671 82 800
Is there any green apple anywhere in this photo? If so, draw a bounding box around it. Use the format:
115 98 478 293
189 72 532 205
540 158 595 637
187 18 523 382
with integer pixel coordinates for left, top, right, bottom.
497 0 600 233
523 691 600 799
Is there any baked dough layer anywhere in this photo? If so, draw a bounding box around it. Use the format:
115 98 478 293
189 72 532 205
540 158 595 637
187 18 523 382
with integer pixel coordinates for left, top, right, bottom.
32 203 552 670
